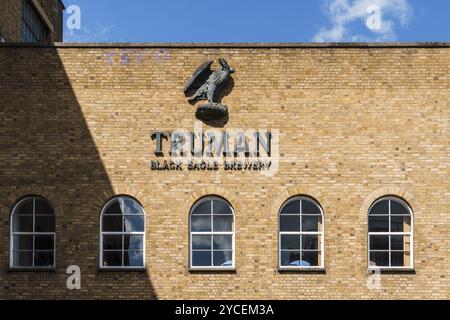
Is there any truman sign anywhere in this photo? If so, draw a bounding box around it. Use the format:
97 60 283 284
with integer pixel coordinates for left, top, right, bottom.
150 59 279 173
150 130 276 172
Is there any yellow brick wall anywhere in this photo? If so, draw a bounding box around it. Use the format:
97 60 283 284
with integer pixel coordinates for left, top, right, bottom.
0 44 448 299
0 0 22 41
0 0 63 42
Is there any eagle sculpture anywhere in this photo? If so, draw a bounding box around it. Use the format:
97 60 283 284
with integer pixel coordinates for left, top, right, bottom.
184 58 235 122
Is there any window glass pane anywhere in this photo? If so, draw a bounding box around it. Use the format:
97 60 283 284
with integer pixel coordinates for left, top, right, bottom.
190 198 233 268
391 215 411 232
104 199 121 214
302 235 319 250
13 235 33 250
281 200 300 214
280 251 301 266
191 215 211 232
368 198 413 268
22 0 48 43
280 215 300 232
301 199 321 214
192 235 211 250
192 200 211 215
35 235 54 250
391 252 405 267
302 215 321 232
281 235 301 250
124 235 144 250
35 199 54 215
213 251 232 267
13 251 33 267
192 251 211 267
213 215 233 232
370 200 389 215
369 252 389 267
124 251 144 267
391 235 404 251
34 251 54 267
213 235 232 250
370 235 389 250
213 200 232 215
22 24 33 42
103 251 122 267
13 215 33 232
124 215 145 232
368 215 389 232
16 199 33 215
35 215 55 232
102 215 122 232
103 235 122 250
302 251 318 266
390 200 409 215
121 198 143 215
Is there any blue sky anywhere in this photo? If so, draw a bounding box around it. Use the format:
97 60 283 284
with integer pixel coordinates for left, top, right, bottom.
63 0 450 42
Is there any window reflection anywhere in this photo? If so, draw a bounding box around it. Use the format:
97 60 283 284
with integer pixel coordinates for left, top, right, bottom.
190 197 234 268
279 197 324 268
11 197 56 268
368 198 413 269
101 196 145 268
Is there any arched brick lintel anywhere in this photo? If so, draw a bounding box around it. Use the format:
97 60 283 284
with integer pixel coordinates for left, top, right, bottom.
181 186 240 216
359 186 415 217
270 186 325 216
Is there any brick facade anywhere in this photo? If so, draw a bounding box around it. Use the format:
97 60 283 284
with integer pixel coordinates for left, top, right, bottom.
0 43 448 299
0 0 22 42
0 0 64 42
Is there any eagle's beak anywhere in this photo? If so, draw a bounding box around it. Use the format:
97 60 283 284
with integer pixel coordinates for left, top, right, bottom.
230 68 235 73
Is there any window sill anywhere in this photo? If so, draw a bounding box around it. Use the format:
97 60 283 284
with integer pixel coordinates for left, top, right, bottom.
279 267 326 274
98 267 147 272
8 267 56 273
367 268 415 274
189 268 236 274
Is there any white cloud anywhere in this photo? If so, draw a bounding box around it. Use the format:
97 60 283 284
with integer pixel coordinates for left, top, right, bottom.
313 0 413 42
64 24 115 42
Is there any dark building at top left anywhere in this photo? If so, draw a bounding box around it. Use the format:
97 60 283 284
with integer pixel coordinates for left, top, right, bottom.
0 0 64 43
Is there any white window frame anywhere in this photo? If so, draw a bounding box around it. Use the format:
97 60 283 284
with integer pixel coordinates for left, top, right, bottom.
99 196 146 270
279 196 325 270
367 197 414 271
189 196 235 270
10 196 56 269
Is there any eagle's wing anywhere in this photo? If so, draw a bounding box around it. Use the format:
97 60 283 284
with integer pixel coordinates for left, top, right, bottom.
184 60 214 94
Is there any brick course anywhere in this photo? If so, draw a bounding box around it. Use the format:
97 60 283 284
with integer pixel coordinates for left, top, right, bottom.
0 43 448 299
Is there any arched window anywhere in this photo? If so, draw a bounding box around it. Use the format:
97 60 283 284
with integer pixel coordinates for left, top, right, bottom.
368 197 413 269
100 196 145 269
279 196 324 269
189 196 235 269
10 196 56 269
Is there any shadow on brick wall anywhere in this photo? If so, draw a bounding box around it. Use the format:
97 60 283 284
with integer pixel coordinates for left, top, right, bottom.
0 46 157 299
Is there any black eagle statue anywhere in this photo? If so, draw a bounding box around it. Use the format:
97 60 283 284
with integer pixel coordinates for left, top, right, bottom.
184 58 235 123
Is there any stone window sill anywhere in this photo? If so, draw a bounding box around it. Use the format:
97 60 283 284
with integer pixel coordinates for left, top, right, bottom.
279 267 326 274
8 267 56 273
367 268 415 274
189 268 236 274
98 267 147 273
